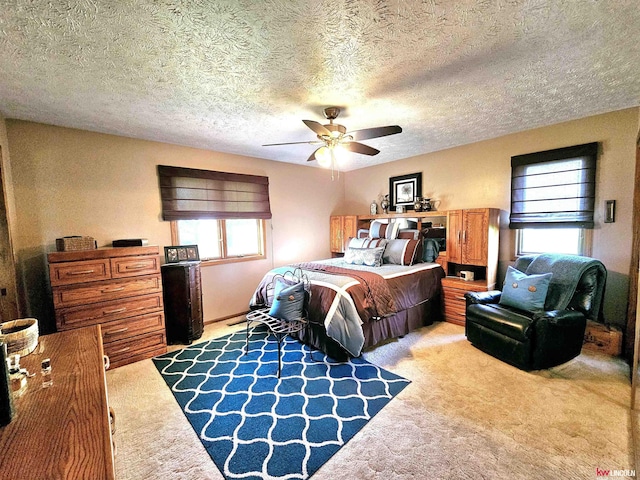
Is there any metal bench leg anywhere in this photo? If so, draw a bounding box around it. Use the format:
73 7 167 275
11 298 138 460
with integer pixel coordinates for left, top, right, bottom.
276 334 282 378
244 318 250 355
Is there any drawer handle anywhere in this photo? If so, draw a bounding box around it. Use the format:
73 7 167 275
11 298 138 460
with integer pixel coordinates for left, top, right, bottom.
105 327 129 335
68 269 95 276
111 347 130 355
124 264 148 270
102 287 125 293
104 307 127 315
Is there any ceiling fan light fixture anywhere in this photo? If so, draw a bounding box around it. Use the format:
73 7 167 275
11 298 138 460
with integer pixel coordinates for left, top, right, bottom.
333 144 348 163
315 146 332 168
325 124 346 137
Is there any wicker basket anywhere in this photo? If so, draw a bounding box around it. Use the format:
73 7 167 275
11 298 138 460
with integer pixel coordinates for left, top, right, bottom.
0 318 39 356
56 236 96 252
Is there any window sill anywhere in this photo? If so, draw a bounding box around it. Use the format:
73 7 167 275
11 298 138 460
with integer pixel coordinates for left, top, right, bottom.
199 255 266 267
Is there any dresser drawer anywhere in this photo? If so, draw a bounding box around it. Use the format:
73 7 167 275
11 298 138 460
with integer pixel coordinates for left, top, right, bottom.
105 331 167 369
444 303 467 326
52 274 162 309
111 255 160 279
56 292 164 330
49 259 111 286
101 312 166 344
443 287 468 306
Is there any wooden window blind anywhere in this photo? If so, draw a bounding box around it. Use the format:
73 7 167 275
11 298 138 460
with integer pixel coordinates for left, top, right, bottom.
509 142 598 229
158 165 272 221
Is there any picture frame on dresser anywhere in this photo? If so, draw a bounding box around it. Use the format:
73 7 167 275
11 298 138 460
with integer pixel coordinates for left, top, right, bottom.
389 172 422 211
165 245 199 263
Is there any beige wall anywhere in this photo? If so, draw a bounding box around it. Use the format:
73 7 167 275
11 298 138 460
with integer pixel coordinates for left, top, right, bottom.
344 107 639 327
6 120 344 331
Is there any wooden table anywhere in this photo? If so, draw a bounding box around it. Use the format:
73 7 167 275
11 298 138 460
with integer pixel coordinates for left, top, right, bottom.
0 325 115 479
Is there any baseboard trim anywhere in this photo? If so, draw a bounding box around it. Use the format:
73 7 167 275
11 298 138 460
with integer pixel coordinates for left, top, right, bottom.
205 311 249 325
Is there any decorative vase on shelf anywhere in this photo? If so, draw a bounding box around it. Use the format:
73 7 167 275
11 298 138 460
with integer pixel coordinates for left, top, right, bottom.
380 195 390 214
421 198 432 211
370 201 377 215
413 197 423 212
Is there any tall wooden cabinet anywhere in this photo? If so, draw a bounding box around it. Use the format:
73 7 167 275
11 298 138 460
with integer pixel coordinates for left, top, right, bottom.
48 246 167 368
447 208 500 279
161 261 204 344
443 208 500 325
330 215 358 255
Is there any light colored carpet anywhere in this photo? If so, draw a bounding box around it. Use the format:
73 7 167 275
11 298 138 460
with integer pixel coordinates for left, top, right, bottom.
106 320 634 479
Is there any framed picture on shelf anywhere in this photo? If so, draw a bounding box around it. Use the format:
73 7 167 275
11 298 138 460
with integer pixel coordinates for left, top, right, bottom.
185 245 200 261
389 172 422 211
165 245 200 263
164 246 179 263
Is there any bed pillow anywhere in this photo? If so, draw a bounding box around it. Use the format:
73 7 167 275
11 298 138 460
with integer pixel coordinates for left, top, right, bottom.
499 266 552 312
382 238 421 266
347 237 388 249
384 221 400 240
369 220 388 239
269 279 305 321
344 246 385 267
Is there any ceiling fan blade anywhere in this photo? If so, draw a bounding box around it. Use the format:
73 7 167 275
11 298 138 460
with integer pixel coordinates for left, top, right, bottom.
263 140 323 146
343 142 380 156
348 125 402 141
302 120 331 136
307 148 321 162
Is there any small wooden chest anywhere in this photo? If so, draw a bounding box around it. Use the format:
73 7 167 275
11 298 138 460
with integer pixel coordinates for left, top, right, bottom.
583 320 623 356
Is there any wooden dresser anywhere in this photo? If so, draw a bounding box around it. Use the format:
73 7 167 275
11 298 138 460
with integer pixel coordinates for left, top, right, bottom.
48 246 167 368
0 325 115 479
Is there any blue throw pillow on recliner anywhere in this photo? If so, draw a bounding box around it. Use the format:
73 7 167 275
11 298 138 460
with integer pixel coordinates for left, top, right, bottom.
499 266 552 312
269 279 305 321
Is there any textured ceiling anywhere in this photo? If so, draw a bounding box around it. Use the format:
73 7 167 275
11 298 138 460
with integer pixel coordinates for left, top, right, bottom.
0 1 639 171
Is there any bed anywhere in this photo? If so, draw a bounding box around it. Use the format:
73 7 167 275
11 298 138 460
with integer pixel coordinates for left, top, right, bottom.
249 255 445 361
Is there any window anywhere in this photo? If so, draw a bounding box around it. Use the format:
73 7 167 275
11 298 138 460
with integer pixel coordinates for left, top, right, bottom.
173 218 265 262
158 165 271 264
510 143 598 256
517 228 590 256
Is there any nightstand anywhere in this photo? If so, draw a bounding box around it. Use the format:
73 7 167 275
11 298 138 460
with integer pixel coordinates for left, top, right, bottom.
441 276 493 326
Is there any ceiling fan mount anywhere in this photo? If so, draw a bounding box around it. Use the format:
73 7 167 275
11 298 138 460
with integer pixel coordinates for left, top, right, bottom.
263 106 402 169
322 106 341 121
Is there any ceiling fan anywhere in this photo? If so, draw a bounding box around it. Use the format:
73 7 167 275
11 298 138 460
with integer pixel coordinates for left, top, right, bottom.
263 107 402 171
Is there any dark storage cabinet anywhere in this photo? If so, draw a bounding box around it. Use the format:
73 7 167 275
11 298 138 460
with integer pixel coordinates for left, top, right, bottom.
161 261 204 344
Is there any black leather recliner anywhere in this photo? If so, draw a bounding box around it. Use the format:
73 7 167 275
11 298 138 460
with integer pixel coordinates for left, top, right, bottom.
465 253 607 370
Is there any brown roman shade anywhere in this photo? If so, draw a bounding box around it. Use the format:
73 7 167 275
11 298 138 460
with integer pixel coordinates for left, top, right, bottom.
158 165 272 221
509 142 598 229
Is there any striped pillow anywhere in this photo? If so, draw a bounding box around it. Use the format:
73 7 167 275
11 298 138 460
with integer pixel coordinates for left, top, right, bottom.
370 220 400 240
347 237 388 249
384 221 401 240
383 238 421 266
369 220 387 239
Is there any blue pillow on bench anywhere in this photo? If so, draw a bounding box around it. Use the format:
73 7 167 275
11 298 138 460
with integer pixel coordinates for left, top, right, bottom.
269 279 305 322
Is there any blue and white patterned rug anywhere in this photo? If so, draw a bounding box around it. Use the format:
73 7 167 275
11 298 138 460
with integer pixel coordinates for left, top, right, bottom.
153 326 410 480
